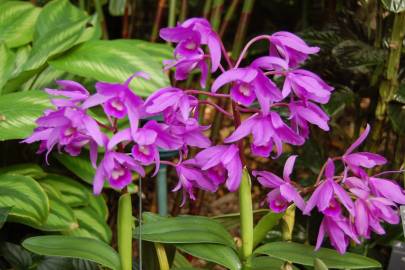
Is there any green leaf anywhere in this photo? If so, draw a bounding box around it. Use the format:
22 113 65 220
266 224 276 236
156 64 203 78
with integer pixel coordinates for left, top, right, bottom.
212 209 270 230
0 207 11 229
253 211 283 248
388 102 405 135
134 215 235 248
254 242 382 269
0 242 33 270
55 153 96 185
0 91 52 141
67 207 112 243
88 194 109 221
0 173 49 226
36 185 78 232
0 163 46 179
34 0 87 39
37 257 74 270
0 42 15 91
177 243 241 270
251 257 299 270
22 236 121 270
0 1 41 48
323 87 355 117
381 0 405 12
172 251 192 268
49 39 171 97
109 0 127 16
40 174 90 207
71 259 99 270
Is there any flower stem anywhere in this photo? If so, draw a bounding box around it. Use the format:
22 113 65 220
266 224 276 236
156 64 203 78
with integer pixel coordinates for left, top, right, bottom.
198 100 233 118
185 89 230 98
239 168 253 265
118 193 133 270
168 0 177 27
155 243 170 270
235 34 271 68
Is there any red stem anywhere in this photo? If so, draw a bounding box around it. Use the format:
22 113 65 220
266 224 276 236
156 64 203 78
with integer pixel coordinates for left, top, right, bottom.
199 100 233 118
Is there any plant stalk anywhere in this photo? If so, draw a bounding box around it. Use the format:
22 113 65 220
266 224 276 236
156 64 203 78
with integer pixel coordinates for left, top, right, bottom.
231 0 255 59
93 0 109 39
118 193 133 270
155 243 170 270
239 168 253 267
168 0 177 27
219 0 240 37
151 0 167 42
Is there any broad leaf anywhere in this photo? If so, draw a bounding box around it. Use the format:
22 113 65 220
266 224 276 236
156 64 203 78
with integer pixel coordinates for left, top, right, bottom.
381 0 405 12
253 211 283 248
0 163 46 179
55 153 96 185
314 258 329 270
0 207 11 229
0 1 41 48
254 242 382 269
0 173 49 226
134 215 235 248
88 193 109 221
0 42 15 91
0 91 51 141
22 236 121 270
40 174 90 207
0 242 33 270
251 257 299 270
37 257 74 270
177 243 241 270
49 39 171 97
212 209 269 230
34 0 87 39
67 207 112 243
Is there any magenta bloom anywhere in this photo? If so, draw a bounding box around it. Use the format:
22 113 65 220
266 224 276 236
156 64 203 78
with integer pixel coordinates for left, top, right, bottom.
212 67 282 113
93 151 145 194
342 125 387 175
173 159 217 205
282 69 333 104
194 144 242 191
253 155 305 212
144 87 197 121
82 72 150 138
169 118 211 149
289 101 330 138
316 215 359 254
304 159 354 216
45 80 89 107
224 112 304 158
269 31 320 67
160 18 221 72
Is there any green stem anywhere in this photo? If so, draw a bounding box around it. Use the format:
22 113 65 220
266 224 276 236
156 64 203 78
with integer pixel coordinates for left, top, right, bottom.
370 11 405 152
239 168 253 266
93 0 108 39
219 0 240 37
118 193 133 270
210 0 224 31
168 0 177 27
203 0 213 18
155 243 170 270
231 0 255 58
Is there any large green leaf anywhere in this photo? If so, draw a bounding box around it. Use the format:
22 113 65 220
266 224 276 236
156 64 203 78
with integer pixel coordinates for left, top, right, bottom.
55 153 96 185
177 243 241 270
37 257 74 270
34 0 87 39
382 0 405 12
88 193 109 221
49 39 171 97
0 1 41 48
67 207 112 243
36 184 78 232
0 242 33 270
40 174 90 207
22 236 121 270
0 91 51 141
0 207 11 229
253 211 283 248
254 242 382 269
0 163 46 179
134 215 235 248
0 173 49 226
212 209 269 230
251 257 299 270
0 42 15 91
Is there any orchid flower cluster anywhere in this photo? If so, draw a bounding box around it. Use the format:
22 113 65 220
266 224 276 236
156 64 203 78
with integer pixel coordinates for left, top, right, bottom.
24 17 405 254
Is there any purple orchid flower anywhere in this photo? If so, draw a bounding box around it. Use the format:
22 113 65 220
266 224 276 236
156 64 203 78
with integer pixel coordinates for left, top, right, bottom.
282 69 334 104
93 150 145 195
173 159 218 205
289 101 330 138
212 67 282 114
368 176 405 204
253 155 305 212
193 144 242 191
224 112 304 158
304 159 355 216
23 107 104 161
82 72 150 139
269 31 320 67
108 120 182 174
144 87 197 121
169 118 211 149
342 124 387 176
160 17 221 73
45 80 89 107
316 214 359 254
